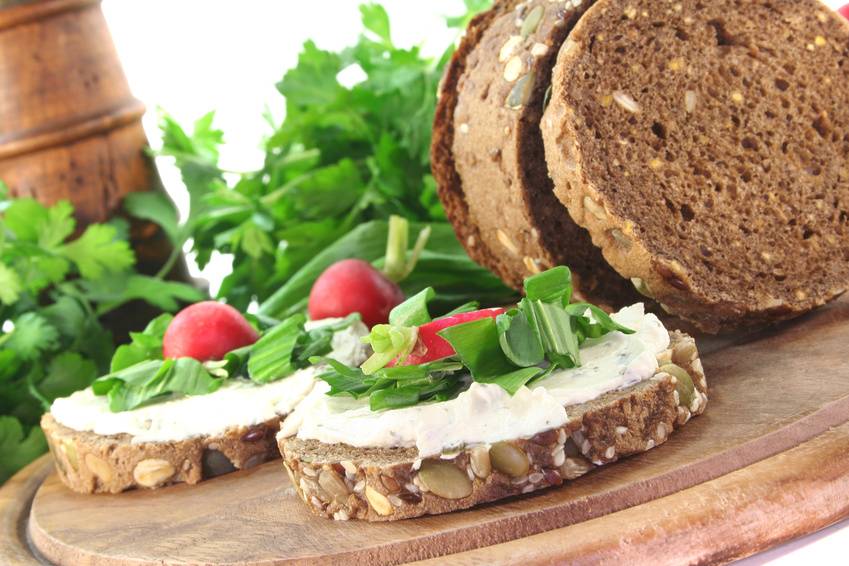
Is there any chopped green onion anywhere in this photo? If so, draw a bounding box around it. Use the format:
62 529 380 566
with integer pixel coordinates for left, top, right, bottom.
359 324 418 374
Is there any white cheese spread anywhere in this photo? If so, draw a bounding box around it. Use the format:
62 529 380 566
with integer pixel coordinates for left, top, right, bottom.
50 318 369 443
281 304 668 457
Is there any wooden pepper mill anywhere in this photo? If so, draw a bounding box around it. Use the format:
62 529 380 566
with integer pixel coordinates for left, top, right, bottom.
0 0 192 337
0 0 177 275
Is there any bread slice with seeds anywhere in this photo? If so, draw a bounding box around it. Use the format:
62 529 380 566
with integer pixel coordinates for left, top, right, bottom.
41 413 283 494
541 0 849 332
431 0 639 306
42 320 370 494
279 330 706 521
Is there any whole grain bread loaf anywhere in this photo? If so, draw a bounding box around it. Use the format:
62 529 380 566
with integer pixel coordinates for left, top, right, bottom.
42 413 282 494
541 0 849 331
279 330 706 521
432 0 639 306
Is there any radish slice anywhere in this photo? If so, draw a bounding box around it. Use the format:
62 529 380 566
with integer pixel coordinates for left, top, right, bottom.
398 308 507 366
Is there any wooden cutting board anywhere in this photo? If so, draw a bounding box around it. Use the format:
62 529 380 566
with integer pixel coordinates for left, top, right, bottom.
3 296 849 565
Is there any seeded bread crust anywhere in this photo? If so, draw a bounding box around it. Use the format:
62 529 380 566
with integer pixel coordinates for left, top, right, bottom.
432 0 638 306
41 413 282 494
541 0 849 332
279 330 706 521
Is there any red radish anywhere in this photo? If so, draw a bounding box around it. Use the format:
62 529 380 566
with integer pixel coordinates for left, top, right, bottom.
163 301 259 361
840 4 849 19
398 307 507 366
308 259 405 328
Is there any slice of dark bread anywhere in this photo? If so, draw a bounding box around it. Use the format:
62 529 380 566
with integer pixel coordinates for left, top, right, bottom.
432 0 639 306
542 0 849 332
42 413 282 494
279 330 707 521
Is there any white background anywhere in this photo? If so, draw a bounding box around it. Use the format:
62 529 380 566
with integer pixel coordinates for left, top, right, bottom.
101 1 848 563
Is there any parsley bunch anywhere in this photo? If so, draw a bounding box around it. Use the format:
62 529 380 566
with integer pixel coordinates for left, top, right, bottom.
0 184 202 483
132 2 501 314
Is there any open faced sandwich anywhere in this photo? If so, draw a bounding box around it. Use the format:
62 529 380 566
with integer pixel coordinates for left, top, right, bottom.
42 302 368 494
279 267 707 521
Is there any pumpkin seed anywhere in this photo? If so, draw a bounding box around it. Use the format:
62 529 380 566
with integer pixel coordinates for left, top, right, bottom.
418 460 472 499
490 442 530 477
202 449 236 479
660 363 695 408
469 445 492 478
520 5 544 38
672 341 698 366
560 457 593 480
506 72 535 109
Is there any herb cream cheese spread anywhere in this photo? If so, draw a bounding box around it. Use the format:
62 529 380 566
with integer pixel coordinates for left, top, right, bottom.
50 319 368 443
281 304 668 457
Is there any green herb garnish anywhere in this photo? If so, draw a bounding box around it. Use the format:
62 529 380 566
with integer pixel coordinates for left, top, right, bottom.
93 313 360 412
316 266 635 411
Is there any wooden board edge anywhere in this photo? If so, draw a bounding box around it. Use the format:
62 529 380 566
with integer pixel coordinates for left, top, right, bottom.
0 455 54 565
413 421 849 566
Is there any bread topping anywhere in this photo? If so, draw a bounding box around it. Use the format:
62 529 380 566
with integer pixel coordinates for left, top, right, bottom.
50 319 368 443
281 304 668 457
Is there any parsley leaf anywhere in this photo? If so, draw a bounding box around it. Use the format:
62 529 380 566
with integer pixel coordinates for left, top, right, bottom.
0 416 47 484
153 1 504 312
0 263 21 305
5 314 60 361
61 224 135 279
0 192 202 483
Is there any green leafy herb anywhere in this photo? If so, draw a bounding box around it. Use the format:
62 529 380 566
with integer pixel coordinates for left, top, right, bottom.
497 310 544 367
110 314 173 372
438 318 515 380
257 221 515 320
146 2 504 313
247 314 305 383
388 287 434 327
0 416 47 484
316 357 464 410
92 311 359 411
317 266 635 410
0 194 201 482
360 324 418 375
523 265 572 304
95 358 223 412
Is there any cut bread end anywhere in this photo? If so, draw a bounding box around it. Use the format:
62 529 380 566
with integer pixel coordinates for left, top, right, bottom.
41 413 282 494
279 330 707 521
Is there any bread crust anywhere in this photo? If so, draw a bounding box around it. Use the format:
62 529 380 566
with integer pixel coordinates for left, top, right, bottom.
432 0 638 306
42 413 282 494
541 0 849 332
280 330 707 521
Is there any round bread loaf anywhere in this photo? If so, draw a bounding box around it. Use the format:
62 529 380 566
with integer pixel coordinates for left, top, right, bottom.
541 0 849 331
432 0 639 305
